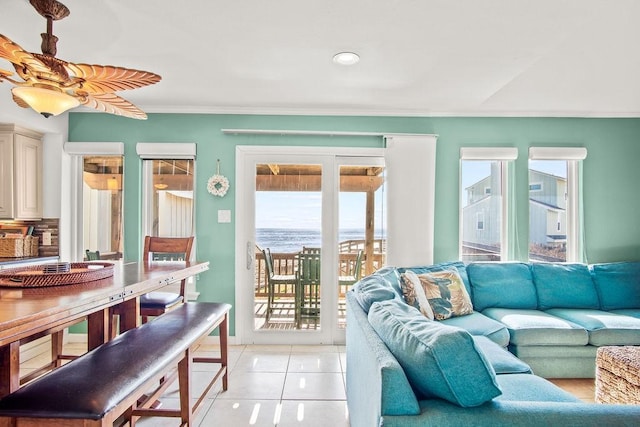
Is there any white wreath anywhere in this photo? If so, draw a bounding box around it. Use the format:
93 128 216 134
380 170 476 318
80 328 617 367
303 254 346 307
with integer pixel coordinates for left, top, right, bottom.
207 174 229 197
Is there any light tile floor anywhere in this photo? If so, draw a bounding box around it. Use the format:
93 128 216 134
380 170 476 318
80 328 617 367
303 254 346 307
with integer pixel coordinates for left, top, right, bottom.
20 342 595 426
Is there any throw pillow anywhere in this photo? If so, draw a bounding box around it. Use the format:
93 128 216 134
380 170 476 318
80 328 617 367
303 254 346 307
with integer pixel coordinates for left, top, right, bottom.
401 268 473 320
400 271 435 320
368 299 502 407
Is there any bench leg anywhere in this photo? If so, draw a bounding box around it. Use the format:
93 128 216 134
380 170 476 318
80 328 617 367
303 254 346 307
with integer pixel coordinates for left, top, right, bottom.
178 348 193 425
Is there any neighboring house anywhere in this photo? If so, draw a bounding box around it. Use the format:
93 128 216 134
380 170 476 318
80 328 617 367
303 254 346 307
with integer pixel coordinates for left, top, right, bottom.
462 167 567 261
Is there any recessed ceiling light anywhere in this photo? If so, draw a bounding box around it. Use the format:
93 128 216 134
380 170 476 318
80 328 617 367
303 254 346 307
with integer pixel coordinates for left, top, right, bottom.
333 52 360 66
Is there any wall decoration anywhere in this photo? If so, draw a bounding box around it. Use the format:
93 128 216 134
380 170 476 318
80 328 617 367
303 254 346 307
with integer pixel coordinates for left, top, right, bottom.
207 159 230 197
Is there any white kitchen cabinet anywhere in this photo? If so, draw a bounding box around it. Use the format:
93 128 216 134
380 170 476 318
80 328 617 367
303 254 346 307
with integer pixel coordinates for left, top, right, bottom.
0 124 44 219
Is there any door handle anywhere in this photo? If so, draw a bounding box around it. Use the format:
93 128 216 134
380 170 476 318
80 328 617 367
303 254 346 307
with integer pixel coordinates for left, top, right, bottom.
246 241 254 270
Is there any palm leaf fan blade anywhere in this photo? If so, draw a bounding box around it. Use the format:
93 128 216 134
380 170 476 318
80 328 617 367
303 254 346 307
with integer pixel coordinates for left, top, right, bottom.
80 92 148 120
67 63 161 94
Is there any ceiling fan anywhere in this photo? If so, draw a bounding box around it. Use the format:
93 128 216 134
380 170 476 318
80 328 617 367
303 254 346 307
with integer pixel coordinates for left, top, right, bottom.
0 0 161 119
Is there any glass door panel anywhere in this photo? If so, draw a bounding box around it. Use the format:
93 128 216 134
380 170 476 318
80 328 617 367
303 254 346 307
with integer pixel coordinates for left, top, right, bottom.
337 161 386 330
254 163 323 331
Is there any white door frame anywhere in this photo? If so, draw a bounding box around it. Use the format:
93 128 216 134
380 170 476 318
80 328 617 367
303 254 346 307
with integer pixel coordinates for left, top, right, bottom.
235 145 384 345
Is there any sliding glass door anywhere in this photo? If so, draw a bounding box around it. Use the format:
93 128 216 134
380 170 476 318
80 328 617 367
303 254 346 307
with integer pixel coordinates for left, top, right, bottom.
236 146 385 344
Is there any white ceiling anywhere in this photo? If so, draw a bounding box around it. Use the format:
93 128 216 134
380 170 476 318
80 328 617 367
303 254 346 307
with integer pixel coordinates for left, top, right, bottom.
2 0 640 118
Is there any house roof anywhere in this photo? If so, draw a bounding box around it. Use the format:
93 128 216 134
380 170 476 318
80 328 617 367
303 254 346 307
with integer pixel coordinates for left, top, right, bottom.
2 1 640 118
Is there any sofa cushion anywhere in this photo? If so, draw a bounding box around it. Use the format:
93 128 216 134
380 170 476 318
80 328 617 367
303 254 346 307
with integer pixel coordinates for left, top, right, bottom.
400 268 473 320
545 308 640 346
472 336 532 375
610 308 640 320
368 299 501 407
494 373 581 403
351 274 399 313
531 263 600 310
398 261 471 296
591 262 640 310
374 266 404 298
441 311 511 347
467 262 538 311
482 308 589 346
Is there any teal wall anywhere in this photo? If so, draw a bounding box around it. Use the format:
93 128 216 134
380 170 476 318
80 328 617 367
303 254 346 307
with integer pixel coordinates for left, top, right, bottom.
69 113 640 334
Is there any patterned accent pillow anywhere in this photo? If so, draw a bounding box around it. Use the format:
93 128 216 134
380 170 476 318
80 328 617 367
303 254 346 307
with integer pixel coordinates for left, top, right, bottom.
400 271 435 320
401 268 473 320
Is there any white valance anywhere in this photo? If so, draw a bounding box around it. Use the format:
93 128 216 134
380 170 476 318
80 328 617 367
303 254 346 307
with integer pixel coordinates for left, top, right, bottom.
64 142 123 155
460 147 518 160
136 142 196 159
529 147 587 160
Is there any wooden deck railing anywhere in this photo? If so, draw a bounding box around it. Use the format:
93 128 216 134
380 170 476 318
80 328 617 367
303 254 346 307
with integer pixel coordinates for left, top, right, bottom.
255 240 385 298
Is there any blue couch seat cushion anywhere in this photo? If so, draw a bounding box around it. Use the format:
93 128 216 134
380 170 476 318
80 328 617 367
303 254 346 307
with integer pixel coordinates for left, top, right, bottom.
610 309 640 320
545 308 640 346
472 336 532 375
482 308 589 346
531 263 600 310
368 299 501 407
467 262 538 311
441 311 510 347
591 262 640 310
494 373 581 403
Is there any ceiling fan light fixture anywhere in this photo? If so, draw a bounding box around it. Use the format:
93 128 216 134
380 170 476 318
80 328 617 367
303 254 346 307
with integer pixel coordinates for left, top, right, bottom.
333 51 360 66
12 86 80 117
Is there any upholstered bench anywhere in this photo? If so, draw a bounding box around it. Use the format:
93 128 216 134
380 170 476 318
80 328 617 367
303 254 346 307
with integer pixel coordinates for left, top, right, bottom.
0 302 230 426
596 346 640 404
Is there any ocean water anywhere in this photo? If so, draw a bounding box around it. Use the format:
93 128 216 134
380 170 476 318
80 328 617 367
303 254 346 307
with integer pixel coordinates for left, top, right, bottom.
257 228 385 253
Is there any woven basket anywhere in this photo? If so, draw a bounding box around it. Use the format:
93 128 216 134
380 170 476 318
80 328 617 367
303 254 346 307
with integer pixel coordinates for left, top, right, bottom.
0 236 39 257
596 346 640 404
0 262 114 288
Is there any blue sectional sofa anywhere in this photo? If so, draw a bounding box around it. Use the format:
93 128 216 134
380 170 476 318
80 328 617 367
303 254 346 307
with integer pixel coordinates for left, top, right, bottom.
346 261 640 427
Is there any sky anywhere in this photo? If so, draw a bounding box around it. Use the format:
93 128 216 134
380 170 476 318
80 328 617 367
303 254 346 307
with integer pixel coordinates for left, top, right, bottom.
255 190 385 230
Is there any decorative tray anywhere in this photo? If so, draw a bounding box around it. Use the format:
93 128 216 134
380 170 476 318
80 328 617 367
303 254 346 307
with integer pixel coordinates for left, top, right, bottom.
0 262 114 288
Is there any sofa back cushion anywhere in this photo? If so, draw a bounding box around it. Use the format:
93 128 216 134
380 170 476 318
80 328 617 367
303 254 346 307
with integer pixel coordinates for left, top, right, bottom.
351 274 399 313
531 263 600 310
368 299 502 407
591 262 640 310
467 262 537 311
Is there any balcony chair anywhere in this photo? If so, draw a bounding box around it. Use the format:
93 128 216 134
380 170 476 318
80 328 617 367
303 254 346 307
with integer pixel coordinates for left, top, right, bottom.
85 249 101 261
338 249 364 294
262 248 297 323
296 251 321 328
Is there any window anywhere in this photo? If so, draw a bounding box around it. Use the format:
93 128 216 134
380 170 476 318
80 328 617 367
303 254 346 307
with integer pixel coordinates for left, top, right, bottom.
459 148 517 262
476 212 485 230
138 142 197 297
528 147 587 262
82 156 123 260
65 142 124 261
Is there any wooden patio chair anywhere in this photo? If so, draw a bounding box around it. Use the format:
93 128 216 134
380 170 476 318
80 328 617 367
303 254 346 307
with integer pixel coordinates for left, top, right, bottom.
85 249 101 260
296 251 321 328
262 248 297 322
339 249 364 295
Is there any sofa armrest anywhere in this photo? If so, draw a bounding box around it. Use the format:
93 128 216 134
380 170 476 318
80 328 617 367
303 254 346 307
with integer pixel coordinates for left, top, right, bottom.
346 292 420 427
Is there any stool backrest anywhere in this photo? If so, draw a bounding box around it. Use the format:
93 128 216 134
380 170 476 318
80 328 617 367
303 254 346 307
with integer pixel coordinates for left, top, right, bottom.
143 236 194 262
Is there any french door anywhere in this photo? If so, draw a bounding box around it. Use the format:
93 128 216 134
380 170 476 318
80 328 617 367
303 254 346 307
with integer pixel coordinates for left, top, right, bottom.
236 146 385 344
